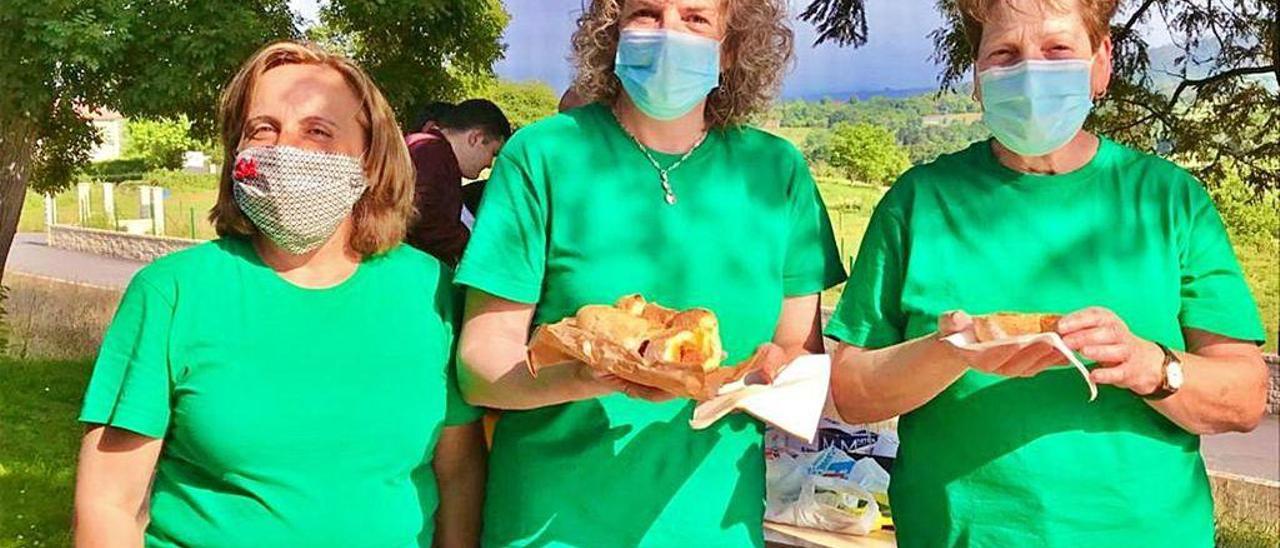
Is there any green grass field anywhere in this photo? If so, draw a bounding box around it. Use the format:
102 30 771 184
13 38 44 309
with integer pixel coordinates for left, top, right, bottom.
0 357 86 548
769 126 819 147
21 182 218 240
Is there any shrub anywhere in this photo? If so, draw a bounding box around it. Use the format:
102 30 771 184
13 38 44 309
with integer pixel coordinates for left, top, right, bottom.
1207 170 1280 249
829 123 912 186
802 129 833 164
139 170 219 192
125 117 199 170
476 80 560 130
80 158 149 183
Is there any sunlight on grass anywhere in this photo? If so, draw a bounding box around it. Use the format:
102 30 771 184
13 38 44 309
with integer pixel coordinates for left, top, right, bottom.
20 182 218 240
0 357 90 547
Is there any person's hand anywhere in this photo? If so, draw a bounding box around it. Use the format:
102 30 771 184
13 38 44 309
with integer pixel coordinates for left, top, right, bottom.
575 363 676 403
937 310 1066 378
752 343 790 384
1058 307 1164 395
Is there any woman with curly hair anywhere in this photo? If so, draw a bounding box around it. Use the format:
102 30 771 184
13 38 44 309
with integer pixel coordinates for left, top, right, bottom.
454 0 846 545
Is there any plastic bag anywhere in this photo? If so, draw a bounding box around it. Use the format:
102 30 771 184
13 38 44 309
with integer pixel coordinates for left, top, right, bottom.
765 446 881 536
764 419 900 535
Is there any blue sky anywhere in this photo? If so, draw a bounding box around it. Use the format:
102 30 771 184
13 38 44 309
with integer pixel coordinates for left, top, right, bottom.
495 0 946 98
289 0 948 97
290 1 1173 99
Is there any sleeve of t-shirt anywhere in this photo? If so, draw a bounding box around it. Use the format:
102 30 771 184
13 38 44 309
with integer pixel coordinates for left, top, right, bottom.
783 148 849 296
824 188 910 349
453 151 546 304
1177 179 1266 344
78 271 175 438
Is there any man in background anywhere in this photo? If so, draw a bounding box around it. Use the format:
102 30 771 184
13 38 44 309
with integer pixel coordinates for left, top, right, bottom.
404 99 511 267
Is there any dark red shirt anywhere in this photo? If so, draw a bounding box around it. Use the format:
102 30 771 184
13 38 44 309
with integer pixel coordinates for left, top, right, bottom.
405 128 469 266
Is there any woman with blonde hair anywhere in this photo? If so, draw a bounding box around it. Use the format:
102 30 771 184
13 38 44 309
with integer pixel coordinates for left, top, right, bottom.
73 41 485 547
455 0 845 545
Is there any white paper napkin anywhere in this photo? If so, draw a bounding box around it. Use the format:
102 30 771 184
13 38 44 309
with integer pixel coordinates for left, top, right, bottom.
941 330 1097 401
690 354 831 442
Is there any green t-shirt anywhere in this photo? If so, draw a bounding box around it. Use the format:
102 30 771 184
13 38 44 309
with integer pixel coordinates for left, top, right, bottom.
826 138 1265 547
455 103 847 547
79 238 482 548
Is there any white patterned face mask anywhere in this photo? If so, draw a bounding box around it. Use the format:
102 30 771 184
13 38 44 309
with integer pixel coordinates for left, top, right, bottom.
232 145 367 254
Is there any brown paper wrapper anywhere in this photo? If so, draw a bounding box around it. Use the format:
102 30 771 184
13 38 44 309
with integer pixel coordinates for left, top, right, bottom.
527 321 762 401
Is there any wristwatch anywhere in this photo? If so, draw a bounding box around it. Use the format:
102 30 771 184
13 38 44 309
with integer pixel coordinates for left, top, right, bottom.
1143 342 1184 400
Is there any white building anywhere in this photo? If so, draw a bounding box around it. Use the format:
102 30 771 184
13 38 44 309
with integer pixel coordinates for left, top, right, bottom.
88 109 125 162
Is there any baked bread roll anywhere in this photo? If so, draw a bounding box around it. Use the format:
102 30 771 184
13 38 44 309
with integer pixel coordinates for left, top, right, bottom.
616 294 678 326
575 305 659 351
527 294 749 399
973 313 1062 342
642 309 724 372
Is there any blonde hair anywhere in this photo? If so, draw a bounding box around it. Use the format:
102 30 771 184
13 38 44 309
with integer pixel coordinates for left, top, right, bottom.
958 0 1119 53
569 0 794 128
211 41 414 256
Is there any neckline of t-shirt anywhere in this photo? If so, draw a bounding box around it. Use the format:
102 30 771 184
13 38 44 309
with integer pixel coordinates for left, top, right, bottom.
229 236 372 295
978 136 1116 186
593 103 722 168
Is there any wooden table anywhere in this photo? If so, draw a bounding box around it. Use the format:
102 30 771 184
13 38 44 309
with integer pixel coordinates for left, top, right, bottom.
764 522 896 547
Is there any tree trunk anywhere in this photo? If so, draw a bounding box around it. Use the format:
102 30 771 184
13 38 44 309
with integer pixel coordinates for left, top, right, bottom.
0 123 35 285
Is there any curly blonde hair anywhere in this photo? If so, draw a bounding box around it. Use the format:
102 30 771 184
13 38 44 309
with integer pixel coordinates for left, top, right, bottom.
570 0 794 128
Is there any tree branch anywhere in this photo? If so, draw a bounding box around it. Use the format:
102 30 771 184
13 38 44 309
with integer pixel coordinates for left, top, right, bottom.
1113 95 1176 126
800 0 870 47
1105 111 1160 134
1118 0 1161 39
1168 65 1279 107
1273 14 1279 84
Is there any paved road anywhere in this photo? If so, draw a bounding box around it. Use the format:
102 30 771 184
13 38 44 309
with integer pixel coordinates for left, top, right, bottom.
5 231 1279 481
1203 415 1279 481
8 232 143 288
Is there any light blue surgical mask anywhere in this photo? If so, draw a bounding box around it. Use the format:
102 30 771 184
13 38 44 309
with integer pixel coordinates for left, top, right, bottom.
614 29 721 120
979 58 1095 156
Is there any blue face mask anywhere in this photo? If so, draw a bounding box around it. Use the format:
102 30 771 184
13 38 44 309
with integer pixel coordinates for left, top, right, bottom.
614 29 721 120
979 59 1095 156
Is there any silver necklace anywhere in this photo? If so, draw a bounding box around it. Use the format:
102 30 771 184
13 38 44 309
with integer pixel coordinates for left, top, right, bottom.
614 110 709 205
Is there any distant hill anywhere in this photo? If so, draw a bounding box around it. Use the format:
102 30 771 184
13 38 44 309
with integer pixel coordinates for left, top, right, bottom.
1146 40 1220 91
789 86 944 102
795 40 1276 102
1144 39 1277 94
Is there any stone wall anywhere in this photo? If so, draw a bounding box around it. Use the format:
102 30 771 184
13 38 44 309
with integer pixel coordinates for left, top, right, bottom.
1267 354 1279 415
48 224 199 263
1211 472 1280 537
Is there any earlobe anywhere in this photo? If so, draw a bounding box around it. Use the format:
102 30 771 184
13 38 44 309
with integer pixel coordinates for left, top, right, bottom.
1092 40 1114 99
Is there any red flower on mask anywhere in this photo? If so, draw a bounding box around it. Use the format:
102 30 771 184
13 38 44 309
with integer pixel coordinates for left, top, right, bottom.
234 157 259 180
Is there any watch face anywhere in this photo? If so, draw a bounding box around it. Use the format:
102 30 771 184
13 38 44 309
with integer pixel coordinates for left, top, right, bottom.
1166 362 1185 390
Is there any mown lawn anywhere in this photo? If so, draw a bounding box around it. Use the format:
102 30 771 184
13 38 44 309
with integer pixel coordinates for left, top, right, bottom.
20 183 218 240
0 357 89 548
